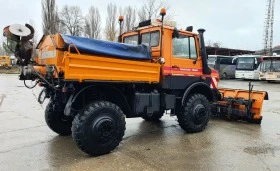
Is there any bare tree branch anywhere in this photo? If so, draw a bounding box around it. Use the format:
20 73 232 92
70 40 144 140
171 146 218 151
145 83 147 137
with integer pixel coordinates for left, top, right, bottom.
59 5 84 36
84 6 101 39
124 6 136 31
41 0 59 34
206 40 222 48
138 0 173 22
104 3 118 41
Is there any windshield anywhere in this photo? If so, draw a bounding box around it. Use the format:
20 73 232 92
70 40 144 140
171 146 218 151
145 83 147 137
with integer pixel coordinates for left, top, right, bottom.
236 57 255 70
172 35 197 59
261 60 280 72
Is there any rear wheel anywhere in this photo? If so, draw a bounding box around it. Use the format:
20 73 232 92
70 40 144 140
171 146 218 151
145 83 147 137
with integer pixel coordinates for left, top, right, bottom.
45 100 72 136
177 94 210 133
72 101 126 156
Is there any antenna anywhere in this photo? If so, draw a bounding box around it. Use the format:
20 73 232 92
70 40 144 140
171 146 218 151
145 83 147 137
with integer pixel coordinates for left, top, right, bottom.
263 0 275 56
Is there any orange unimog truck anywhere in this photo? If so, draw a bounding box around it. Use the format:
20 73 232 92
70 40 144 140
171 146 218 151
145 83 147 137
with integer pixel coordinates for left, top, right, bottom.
3 9 268 156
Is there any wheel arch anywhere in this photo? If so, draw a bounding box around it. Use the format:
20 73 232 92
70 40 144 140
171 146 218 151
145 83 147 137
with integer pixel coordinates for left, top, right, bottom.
69 84 131 116
181 82 214 105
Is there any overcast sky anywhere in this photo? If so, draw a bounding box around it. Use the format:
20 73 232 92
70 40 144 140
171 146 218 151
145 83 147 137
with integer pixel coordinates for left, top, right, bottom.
0 0 279 50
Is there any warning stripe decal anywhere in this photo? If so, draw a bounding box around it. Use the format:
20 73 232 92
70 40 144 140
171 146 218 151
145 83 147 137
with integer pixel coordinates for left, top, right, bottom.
210 77 218 89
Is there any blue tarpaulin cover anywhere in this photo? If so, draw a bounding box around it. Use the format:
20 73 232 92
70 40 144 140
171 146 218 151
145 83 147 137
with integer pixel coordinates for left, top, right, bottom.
61 35 152 60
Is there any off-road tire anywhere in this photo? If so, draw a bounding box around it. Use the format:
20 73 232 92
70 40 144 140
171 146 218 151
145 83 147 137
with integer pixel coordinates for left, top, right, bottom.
141 111 164 121
72 101 126 156
45 100 72 136
177 94 210 133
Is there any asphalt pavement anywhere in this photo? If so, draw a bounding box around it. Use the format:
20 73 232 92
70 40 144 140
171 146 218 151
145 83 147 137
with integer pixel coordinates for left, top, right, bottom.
0 75 279 171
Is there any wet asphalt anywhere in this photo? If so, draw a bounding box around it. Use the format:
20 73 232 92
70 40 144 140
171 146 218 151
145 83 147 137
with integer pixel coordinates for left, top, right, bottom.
0 75 279 171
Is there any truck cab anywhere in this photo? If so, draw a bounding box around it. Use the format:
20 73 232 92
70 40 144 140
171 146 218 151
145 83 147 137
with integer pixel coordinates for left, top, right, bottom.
121 19 219 90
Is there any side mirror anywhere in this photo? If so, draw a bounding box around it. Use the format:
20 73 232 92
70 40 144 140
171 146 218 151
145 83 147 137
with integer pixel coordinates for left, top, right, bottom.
172 27 180 39
186 26 193 32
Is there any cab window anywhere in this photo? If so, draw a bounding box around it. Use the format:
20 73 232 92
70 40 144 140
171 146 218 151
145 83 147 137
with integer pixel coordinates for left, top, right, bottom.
141 31 160 47
123 35 138 45
172 35 197 60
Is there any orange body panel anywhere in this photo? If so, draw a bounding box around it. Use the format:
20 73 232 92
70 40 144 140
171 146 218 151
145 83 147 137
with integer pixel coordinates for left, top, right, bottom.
64 53 160 83
36 34 160 83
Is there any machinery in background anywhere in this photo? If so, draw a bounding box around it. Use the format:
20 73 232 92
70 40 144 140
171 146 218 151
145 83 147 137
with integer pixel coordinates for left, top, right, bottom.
207 55 237 79
259 56 280 82
235 55 262 80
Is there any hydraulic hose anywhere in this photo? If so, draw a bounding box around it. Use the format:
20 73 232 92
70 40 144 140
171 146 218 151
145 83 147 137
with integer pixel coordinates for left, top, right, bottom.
24 80 38 89
31 65 60 91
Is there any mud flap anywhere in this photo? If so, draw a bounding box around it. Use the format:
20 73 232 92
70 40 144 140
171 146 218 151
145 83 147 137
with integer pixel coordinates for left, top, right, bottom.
211 86 268 123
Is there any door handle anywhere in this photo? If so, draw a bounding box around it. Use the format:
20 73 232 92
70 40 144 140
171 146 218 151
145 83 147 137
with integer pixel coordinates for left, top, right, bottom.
172 65 179 69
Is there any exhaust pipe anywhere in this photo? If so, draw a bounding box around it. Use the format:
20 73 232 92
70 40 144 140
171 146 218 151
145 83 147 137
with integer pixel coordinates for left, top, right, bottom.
198 29 211 75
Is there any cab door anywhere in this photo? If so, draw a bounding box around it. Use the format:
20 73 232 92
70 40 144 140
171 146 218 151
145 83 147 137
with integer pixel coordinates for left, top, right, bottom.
169 34 203 89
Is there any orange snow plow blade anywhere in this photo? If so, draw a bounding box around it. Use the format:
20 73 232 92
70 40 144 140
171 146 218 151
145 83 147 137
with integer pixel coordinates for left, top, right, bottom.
211 83 268 124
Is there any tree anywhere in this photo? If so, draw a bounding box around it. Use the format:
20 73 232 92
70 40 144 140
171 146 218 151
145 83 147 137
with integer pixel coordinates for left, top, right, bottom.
2 39 17 55
123 6 136 32
41 0 59 34
206 40 222 48
59 5 84 36
84 6 101 39
212 42 222 48
138 0 173 22
104 3 118 41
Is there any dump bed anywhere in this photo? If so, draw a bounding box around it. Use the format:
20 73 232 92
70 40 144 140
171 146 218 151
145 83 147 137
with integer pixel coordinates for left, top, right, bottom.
36 34 161 83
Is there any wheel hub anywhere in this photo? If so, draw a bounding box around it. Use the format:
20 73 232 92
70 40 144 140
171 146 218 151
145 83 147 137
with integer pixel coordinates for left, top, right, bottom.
91 117 116 143
192 104 207 124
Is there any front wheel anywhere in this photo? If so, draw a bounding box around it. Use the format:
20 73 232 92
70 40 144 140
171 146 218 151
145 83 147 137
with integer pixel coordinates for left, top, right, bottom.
177 94 210 133
72 101 126 156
